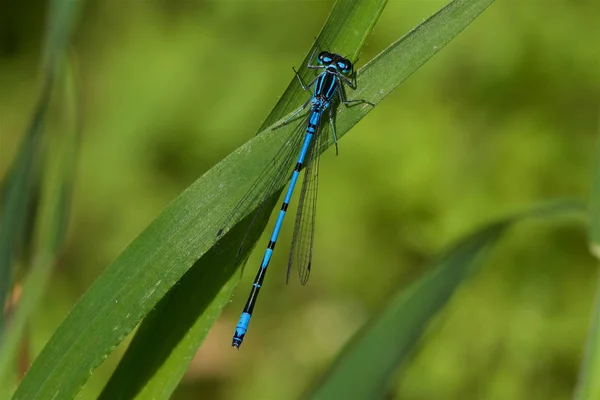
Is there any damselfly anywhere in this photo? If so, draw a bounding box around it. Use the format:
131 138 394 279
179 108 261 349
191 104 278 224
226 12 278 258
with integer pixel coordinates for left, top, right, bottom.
217 48 372 348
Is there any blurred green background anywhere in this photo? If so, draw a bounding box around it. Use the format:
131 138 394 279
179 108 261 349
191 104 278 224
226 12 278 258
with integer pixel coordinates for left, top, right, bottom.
1 0 599 399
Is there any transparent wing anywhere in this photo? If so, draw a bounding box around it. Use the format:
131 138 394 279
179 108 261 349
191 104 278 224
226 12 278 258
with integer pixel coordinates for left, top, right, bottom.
216 119 308 258
286 127 325 285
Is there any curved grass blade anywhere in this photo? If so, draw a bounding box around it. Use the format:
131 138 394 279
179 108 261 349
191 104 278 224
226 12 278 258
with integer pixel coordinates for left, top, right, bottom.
0 81 51 331
0 0 82 331
15 0 497 398
100 0 389 398
306 200 585 400
0 59 81 391
327 0 499 147
104 0 502 394
12 110 317 400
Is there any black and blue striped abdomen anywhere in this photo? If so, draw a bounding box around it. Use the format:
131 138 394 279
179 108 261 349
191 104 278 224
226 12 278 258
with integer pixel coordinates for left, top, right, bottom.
231 62 350 348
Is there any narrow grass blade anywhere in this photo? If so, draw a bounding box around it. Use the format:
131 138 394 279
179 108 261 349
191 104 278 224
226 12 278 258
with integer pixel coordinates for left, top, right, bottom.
0 59 81 391
42 0 82 78
0 0 81 392
0 0 82 329
101 0 388 397
307 200 585 400
14 0 498 398
331 0 498 143
0 83 52 330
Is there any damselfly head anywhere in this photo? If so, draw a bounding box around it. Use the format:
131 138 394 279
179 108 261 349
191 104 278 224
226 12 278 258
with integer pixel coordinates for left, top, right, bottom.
317 51 353 75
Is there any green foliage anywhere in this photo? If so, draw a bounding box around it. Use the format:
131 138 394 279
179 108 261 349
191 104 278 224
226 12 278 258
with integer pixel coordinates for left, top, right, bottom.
308 200 584 399
0 60 80 390
0 0 81 392
0 0 598 399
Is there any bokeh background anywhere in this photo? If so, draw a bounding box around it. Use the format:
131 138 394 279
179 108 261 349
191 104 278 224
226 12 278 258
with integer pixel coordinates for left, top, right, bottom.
1 0 600 399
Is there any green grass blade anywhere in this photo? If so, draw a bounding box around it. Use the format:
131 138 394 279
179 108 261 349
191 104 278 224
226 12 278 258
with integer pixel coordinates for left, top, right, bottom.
0 0 82 329
576 113 600 400
14 0 497 398
0 83 52 330
0 59 81 392
307 200 585 400
42 0 82 78
332 0 498 143
103 0 389 398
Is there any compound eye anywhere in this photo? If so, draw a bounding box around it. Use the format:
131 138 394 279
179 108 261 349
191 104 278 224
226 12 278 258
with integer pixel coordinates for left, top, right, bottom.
318 51 333 64
338 60 352 73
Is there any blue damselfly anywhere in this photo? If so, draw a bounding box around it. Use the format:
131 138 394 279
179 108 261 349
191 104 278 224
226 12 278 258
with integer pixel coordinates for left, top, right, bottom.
217 48 372 348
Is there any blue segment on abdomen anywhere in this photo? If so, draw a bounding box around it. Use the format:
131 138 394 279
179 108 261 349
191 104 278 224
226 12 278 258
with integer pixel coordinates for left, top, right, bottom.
262 248 273 268
284 171 300 204
297 133 313 162
270 210 287 242
235 312 251 336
